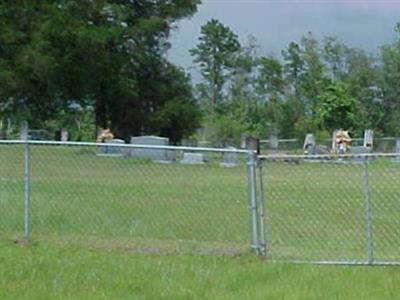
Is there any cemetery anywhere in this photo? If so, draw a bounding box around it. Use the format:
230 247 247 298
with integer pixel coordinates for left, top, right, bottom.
1 120 400 300
4 1 400 299
17 123 400 168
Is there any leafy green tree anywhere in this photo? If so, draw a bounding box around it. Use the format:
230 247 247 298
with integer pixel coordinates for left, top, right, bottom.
316 81 361 132
281 35 327 138
282 41 304 89
298 33 327 116
322 36 346 81
190 19 241 117
0 0 201 141
226 36 259 127
342 47 382 132
374 23 400 136
257 56 284 98
253 56 285 136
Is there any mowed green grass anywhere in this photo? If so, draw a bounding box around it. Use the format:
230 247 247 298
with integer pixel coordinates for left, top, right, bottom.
1 144 400 261
0 145 250 254
1 241 400 300
2 145 400 299
263 158 400 262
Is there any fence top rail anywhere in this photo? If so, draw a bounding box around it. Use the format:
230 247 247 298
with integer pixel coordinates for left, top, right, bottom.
260 137 400 144
0 139 253 154
259 152 400 160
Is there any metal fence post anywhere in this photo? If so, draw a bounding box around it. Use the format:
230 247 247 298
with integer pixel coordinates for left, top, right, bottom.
22 122 31 241
257 159 267 257
247 151 259 252
363 157 374 264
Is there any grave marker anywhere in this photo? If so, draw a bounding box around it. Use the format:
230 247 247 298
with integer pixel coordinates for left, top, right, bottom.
303 134 316 154
97 139 125 156
130 135 175 162
181 153 207 164
20 122 28 141
363 129 373 148
269 135 279 150
392 139 400 163
220 147 237 168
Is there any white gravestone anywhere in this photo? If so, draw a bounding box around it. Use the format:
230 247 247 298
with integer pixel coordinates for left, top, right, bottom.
61 129 69 142
130 136 174 162
331 129 338 153
363 129 373 148
20 122 28 141
303 134 316 154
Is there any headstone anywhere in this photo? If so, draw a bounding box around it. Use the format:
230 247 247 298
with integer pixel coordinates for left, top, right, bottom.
396 140 400 154
349 146 372 163
181 153 208 165
314 145 329 155
363 129 373 148
20 122 28 141
61 128 69 142
303 134 316 154
269 135 279 150
97 139 125 156
331 129 338 153
29 130 52 140
130 135 174 162
350 146 372 155
392 140 400 163
106 139 125 156
55 128 69 141
220 147 237 167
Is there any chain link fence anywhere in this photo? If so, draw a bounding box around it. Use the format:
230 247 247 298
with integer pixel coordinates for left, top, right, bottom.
0 141 254 255
2 140 400 264
258 154 400 265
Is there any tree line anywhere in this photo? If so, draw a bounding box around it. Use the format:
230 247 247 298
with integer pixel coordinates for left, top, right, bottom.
1 2 400 144
191 19 400 144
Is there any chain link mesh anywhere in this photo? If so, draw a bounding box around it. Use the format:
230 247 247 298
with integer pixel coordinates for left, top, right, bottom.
0 144 24 240
0 142 250 255
4 141 400 264
260 155 400 264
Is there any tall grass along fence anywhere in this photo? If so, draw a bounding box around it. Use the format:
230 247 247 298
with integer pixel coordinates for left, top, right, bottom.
2 140 400 265
0 140 258 256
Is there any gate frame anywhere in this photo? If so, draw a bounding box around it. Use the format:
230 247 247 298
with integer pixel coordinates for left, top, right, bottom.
256 153 400 266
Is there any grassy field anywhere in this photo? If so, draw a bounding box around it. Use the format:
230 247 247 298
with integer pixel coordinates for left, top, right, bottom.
1 144 400 298
1 144 400 261
0 144 250 254
1 241 400 300
263 158 400 263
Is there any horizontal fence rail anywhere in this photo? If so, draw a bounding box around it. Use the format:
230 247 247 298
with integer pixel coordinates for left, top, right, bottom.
260 137 400 154
258 154 400 265
0 141 254 255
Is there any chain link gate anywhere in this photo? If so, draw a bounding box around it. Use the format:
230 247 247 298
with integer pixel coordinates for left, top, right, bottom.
257 154 400 265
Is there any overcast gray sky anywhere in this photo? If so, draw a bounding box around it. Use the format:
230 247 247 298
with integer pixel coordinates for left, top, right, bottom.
168 0 400 71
